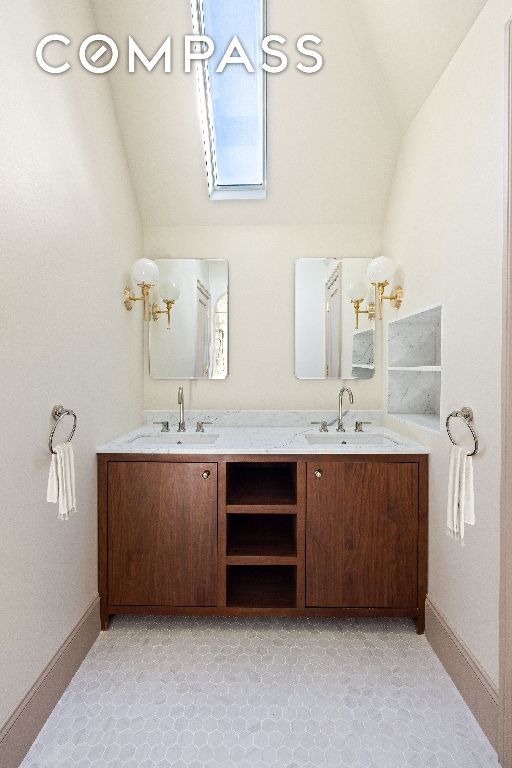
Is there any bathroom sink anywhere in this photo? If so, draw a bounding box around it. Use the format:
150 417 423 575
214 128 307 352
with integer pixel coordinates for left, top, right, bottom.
131 433 219 447
305 433 398 447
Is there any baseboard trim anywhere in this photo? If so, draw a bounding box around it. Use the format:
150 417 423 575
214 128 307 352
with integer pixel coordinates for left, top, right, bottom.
0 595 100 768
426 596 498 750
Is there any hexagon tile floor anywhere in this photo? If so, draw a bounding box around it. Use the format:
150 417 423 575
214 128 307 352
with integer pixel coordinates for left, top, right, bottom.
20 616 498 768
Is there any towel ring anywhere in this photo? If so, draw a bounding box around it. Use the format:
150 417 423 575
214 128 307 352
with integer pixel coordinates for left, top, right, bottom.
446 406 478 457
49 405 77 455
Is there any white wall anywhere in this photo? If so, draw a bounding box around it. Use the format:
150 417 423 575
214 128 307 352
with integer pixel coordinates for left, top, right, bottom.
0 0 143 727
382 0 509 684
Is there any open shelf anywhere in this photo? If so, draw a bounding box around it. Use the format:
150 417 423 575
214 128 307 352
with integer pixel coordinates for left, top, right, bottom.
226 565 296 608
227 514 296 558
226 462 297 507
388 412 441 432
388 369 441 432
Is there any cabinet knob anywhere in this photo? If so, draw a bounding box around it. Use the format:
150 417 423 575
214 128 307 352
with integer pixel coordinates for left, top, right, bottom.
314 469 322 478
202 470 210 479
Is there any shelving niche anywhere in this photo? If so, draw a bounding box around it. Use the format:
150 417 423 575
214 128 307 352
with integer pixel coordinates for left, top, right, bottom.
223 462 303 609
227 514 296 558
226 462 297 508
227 566 297 608
387 305 442 431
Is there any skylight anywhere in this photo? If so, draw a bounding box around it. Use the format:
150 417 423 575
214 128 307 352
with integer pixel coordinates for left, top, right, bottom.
192 0 266 199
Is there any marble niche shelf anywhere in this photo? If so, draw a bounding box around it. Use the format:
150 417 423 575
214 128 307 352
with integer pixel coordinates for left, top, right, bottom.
387 306 442 432
388 365 441 372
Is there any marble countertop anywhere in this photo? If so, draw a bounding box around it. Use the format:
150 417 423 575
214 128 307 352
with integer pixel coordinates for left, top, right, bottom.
97 421 428 456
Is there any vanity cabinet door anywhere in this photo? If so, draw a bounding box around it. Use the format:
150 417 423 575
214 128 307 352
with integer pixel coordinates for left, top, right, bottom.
108 461 217 607
306 461 418 608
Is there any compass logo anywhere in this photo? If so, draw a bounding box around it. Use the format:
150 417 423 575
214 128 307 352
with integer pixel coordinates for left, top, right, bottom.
35 34 323 75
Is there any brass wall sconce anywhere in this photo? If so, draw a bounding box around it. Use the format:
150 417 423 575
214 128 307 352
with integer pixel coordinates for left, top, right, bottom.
347 281 375 329
367 256 403 320
351 298 376 329
152 281 180 330
123 258 160 321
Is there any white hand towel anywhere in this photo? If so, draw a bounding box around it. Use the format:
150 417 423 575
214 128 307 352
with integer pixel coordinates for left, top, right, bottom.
46 454 58 503
463 454 475 526
446 445 461 536
47 443 77 520
446 445 475 544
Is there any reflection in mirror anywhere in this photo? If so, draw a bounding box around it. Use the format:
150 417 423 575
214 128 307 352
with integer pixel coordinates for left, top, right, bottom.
149 259 228 379
295 258 375 380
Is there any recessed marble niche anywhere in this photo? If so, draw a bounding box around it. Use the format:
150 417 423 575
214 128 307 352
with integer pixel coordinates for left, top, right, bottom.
387 306 442 431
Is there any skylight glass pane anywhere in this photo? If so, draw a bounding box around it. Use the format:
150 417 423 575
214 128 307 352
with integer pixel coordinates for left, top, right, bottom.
195 0 266 198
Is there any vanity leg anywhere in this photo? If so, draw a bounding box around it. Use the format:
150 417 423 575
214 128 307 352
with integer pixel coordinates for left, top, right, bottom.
415 608 425 635
100 608 110 631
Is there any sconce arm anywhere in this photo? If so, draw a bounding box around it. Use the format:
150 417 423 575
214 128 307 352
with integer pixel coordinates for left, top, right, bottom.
372 281 403 319
123 282 153 321
351 298 376 329
152 299 175 329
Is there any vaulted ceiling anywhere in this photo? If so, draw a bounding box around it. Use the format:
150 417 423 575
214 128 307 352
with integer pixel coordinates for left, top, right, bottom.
344 0 488 128
91 0 488 229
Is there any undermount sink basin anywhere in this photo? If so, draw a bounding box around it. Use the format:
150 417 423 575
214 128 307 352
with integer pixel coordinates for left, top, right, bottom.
131 433 219 447
305 432 399 447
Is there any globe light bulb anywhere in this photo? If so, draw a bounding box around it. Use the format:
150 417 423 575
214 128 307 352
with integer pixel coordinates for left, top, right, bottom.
131 258 159 285
367 256 395 284
347 281 367 301
159 281 180 302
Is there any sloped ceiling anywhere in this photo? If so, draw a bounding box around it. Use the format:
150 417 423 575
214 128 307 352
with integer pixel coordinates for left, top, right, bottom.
91 0 488 228
344 0 488 129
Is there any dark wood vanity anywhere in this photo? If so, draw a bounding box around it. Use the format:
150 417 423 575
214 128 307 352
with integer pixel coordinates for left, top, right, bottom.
98 453 428 632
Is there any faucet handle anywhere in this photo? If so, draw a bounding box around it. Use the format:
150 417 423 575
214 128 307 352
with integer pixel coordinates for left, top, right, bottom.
196 421 213 433
354 421 371 433
153 421 170 433
311 421 329 433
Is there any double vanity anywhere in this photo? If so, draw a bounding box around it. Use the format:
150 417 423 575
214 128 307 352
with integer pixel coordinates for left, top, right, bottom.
97 409 428 634
108 256 431 634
